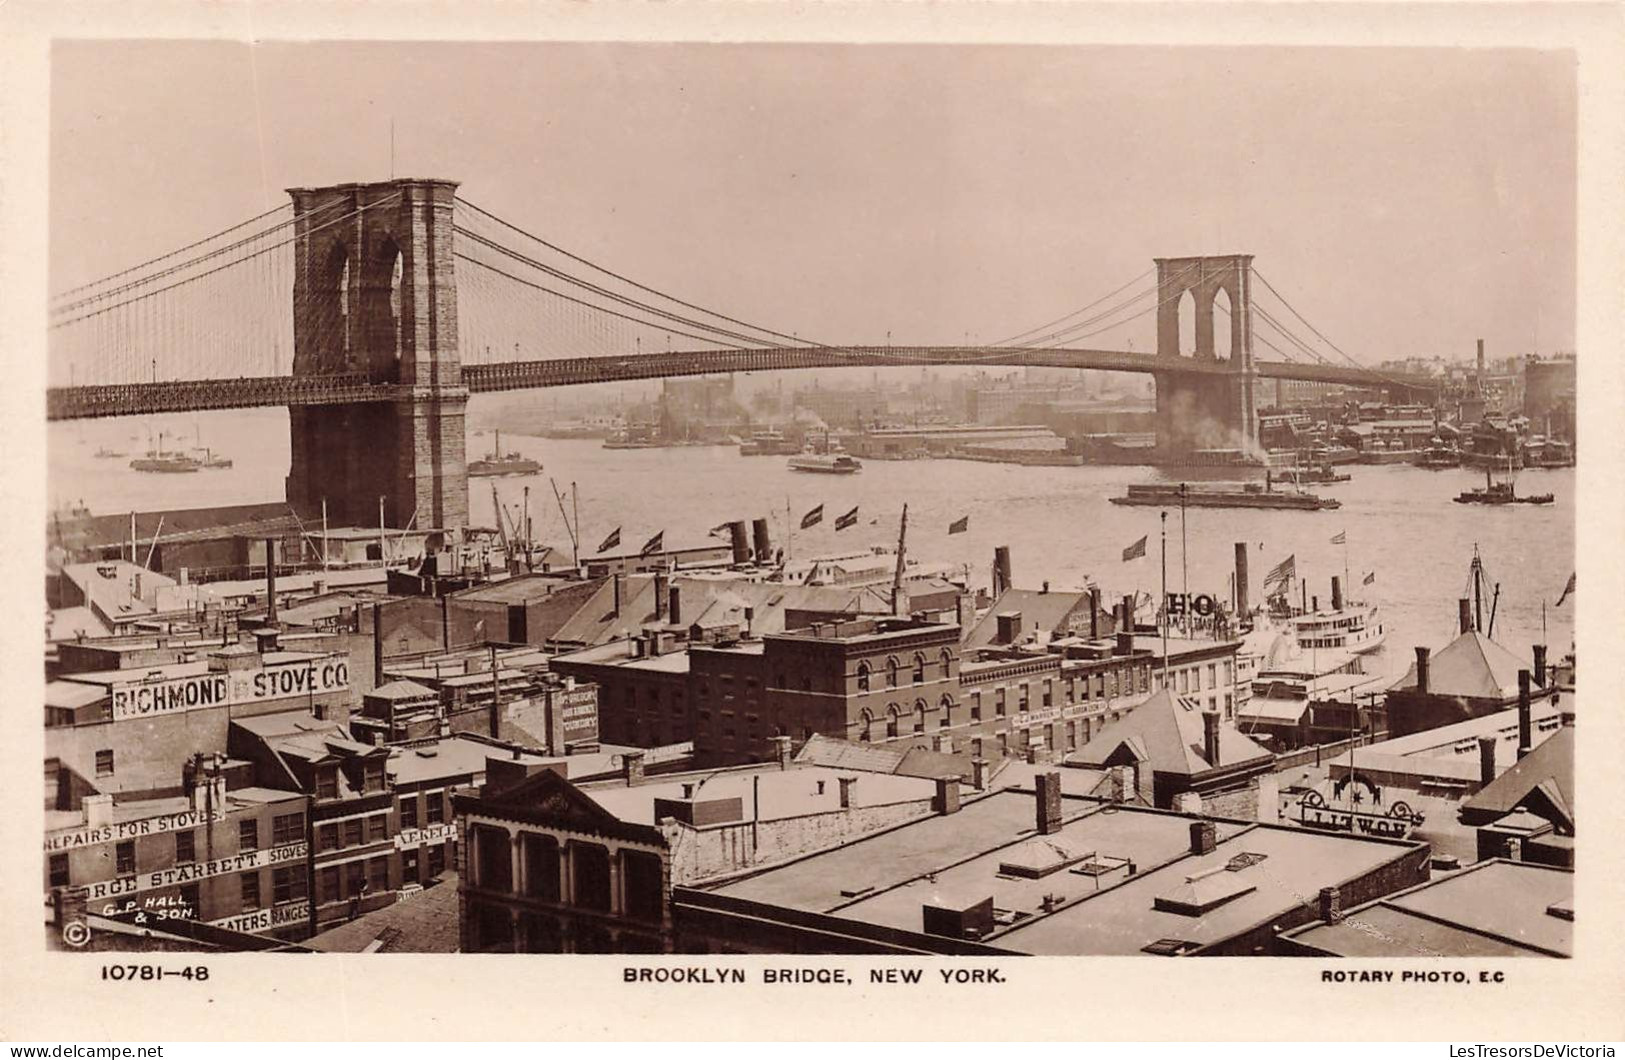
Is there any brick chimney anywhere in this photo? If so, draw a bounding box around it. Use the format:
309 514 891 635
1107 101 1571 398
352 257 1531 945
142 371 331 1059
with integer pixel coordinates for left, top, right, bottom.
654 571 668 620
1517 669 1533 760
743 606 755 638
1533 644 1547 687
933 777 961 816
1190 819 1216 855
1109 765 1130 803
771 734 792 770
1478 735 1497 787
622 749 645 786
1414 646 1430 695
1115 631 1133 656
1121 595 1135 632
669 585 682 626
1089 587 1101 640
1202 712 1221 767
1035 772 1063 835
970 758 989 791
1318 885 1343 924
837 775 856 809
996 611 1022 645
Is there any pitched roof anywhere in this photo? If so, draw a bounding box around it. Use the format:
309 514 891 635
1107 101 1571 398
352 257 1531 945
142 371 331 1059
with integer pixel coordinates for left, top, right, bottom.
367 679 438 701
1459 727 1574 830
963 588 1093 649
304 875 462 953
1069 688 1273 776
1392 630 1530 700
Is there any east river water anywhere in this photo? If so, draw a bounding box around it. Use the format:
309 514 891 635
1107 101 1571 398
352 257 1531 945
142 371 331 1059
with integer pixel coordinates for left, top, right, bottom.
51 408 1575 687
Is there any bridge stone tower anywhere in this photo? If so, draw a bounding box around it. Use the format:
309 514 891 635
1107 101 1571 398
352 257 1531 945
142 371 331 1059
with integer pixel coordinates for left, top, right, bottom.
1151 254 1259 458
285 179 468 530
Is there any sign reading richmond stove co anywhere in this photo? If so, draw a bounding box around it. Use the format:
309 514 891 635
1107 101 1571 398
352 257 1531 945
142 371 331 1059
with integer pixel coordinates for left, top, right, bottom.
110 657 350 721
80 841 308 902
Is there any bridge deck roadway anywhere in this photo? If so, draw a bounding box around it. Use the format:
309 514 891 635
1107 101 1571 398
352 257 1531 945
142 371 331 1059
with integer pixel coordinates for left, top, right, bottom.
46 347 1432 420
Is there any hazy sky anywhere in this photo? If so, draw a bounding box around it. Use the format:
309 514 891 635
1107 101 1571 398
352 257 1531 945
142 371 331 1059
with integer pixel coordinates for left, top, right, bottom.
50 40 1576 362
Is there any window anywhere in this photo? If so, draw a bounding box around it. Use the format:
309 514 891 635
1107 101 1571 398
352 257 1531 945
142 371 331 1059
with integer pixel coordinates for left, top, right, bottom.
400 797 419 830
179 884 200 919
1019 684 1030 712
971 691 982 722
939 695 954 729
115 841 135 876
426 796 444 824
368 856 390 892
885 707 900 739
886 656 899 688
996 688 1007 717
856 662 870 692
1108 671 1119 698
1224 693 1234 719
939 648 954 679
238 819 259 852
240 872 261 911
272 812 304 846
363 761 385 793
318 866 340 904
1043 680 1053 707
315 769 339 800
913 701 927 734
272 865 306 904
175 830 195 865
319 824 340 851
1208 663 1217 690
367 814 388 843
428 844 446 878
95 749 114 777
997 732 1009 756
343 819 364 848
345 861 366 897
49 853 69 887
859 710 873 743
912 653 926 684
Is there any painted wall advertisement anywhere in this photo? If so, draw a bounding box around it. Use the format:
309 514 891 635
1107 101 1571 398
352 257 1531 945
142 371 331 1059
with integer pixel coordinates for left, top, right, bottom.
80 841 309 903
109 657 350 721
211 899 311 935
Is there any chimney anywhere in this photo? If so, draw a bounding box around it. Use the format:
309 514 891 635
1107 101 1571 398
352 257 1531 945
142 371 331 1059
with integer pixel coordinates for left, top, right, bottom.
1517 669 1532 760
1459 597 1473 634
612 574 622 616
669 585 682 626
1190 819 1217 855
1533 644 1547 687
933 776 961 816
970 758 989 791
992 546 1012 597
1318 885 1344 924
1506 837 1523 863
752 518 772 563
1122 595 1135 632
1331 576 1343 614
995 611 1022 645
623 749 645 786
1478 735 1497 787
837 775 856 809
743 606 755 638
1414 646 1430 695
1234 542 1250 617
729 521 751 565
1115 630 1133 656
1202 712 1221 766
771 734 792 770
83 793 114 829
264 537 278 623
1041 580 1050 594
1035 772 1063 835
1089 587 1101 640
1109 765 1128 802
654 571 668 620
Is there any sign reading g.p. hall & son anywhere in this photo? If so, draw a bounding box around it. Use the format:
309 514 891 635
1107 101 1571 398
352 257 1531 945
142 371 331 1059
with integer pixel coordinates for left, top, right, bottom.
109 657 350 721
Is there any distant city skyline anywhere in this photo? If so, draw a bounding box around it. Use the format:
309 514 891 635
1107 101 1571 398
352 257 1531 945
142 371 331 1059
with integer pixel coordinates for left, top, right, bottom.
50 41 1576 367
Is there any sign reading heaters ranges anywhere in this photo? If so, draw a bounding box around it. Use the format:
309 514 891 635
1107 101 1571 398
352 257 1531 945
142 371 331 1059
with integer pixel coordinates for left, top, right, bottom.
108 656 351 721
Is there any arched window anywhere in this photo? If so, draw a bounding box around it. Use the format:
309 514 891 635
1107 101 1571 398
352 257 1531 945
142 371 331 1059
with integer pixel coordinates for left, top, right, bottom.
885 656 899 688
912 652 926 684
859 709 874 743
885 705 900 739
856 661 871 692
1211 284 1233 361
1178 288 1198 356
913 700 927 733
939 648 954 679
939 694 955 729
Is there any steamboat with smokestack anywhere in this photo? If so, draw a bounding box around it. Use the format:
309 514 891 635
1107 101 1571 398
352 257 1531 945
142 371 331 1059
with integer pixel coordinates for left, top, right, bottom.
1110 476 1340 511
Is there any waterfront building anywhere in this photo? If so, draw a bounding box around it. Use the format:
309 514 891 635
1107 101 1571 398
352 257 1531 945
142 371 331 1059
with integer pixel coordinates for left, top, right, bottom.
1385 629 1557 736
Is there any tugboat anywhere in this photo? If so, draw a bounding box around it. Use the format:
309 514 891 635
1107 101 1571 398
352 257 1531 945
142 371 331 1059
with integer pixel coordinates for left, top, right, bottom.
1453 461 1554 506
1414 438 1461 470
129 432 202 473
469 430 543 477
739 428 801 457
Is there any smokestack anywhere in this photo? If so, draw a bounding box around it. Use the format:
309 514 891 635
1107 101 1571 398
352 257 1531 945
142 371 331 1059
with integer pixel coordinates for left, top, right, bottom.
1414 646 1430 695
1035 772 1063 835
612 573 622 616
729 521 750 565
1477 338 1485 385
1203 712 1221 766
1089 587 1101 640
1122 595 1135 632
993 546 1012 597
669 585 682 626
1331 576 1343 614
752 518 772 563
654 571 668 620
372 602 383 683
1533 644 1548 687
1311 595 1319 614
1478 735 1497 787
1234 542 1250 617
264 537 278 623
1459 598 1473 634
1517 669 1532 760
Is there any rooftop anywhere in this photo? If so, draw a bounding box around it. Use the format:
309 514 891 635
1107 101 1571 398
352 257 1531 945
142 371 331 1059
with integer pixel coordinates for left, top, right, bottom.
1068 688 1273 777
579 764 947 827
962 588 1093 649
304 875 462 953
1459 727 1574 830
1392 630 1535 701
388 736 557 787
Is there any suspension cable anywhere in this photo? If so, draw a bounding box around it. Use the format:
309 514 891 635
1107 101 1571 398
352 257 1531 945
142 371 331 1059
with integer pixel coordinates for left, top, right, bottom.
990 267 1156 346
1250 267 1367 369
51 202 293 301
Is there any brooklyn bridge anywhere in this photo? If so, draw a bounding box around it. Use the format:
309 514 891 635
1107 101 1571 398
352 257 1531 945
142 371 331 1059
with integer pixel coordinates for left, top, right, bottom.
47 177 1437 529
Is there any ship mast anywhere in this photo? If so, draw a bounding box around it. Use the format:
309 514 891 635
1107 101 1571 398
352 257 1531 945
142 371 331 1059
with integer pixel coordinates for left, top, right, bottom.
890 503 909 615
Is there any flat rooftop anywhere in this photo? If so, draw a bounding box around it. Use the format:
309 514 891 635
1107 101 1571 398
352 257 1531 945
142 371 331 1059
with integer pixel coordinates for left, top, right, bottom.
580 764 945 827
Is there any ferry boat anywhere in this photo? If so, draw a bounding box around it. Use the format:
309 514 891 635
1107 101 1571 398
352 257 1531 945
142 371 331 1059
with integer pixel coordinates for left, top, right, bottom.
1289 599 1386 654
1109 478 1339 511
1453 463 1553 506
739 428 801 457
469 430 543 476
788 452 863 474
1414 440 1460 469
1282 462 1350 485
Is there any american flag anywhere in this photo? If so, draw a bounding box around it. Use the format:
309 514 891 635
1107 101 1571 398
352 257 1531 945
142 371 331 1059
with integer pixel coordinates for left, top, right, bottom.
1264 554 1296 590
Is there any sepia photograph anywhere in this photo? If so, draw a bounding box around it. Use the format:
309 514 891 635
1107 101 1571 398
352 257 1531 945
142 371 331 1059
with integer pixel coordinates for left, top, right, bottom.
5 1 1624 1043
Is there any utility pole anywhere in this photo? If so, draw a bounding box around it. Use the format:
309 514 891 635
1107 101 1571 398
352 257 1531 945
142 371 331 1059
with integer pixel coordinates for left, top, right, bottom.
1160 511 1169 689
1179 483 1189 636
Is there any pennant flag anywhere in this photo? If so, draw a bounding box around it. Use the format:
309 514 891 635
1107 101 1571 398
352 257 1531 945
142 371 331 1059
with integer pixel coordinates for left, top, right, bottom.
1363 571 1376 587
1555 572 1575 608
835 506 859 531
638 530 664 557
948 515 970 535
596 526 621 554
1122 535 1148 562
1264 554 1296 590
801 504 824 530
1330 531 1346 545
708 522 732 539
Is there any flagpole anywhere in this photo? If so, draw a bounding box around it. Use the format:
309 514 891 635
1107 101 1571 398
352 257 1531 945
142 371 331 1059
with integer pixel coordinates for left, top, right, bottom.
1160 511 1169 689
1342 532 1350 602
1179 484 1189 636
